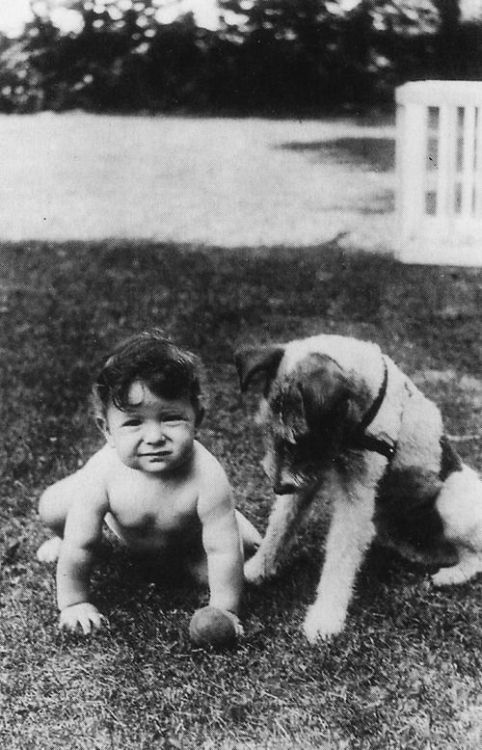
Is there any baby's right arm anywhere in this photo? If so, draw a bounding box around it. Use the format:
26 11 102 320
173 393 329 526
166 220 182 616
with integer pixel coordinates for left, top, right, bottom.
54 459 110 634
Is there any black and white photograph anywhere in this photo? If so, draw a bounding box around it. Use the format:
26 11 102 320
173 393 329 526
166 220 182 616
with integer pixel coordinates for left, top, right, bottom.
0 1 481 748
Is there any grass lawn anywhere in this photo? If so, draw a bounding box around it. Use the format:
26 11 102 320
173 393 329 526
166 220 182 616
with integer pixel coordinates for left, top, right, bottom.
1 241 481 749
0 113 395 251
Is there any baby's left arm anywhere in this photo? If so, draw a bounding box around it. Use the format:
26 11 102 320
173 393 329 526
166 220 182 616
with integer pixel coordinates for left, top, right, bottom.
198 471 243 615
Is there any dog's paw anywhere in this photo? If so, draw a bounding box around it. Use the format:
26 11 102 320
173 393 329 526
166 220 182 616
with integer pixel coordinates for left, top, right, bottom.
244 554 272 585
302 604 346 643
431 559 482 587
431 567 461 586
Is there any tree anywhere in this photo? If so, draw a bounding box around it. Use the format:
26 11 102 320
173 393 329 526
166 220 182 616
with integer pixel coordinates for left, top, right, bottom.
217 1 351 111
0 35 44 112
432 0 461 76
0 0 480 114
0 11 64 112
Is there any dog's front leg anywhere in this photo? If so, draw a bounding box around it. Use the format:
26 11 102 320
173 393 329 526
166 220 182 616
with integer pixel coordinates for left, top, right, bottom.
244 490 314 585
303 474 378 643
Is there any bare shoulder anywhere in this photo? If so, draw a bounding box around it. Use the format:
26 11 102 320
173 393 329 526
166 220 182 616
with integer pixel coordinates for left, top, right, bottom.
194 441 231 486
45 445 113 506
83 444 119 476
194 441 233 511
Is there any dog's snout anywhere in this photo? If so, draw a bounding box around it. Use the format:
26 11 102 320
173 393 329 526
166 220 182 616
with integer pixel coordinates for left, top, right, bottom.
269 457 299 495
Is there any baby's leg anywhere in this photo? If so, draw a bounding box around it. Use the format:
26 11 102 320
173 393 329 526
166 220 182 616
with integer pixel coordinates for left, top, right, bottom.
235 510 262 560
36 478 78 562
36 536 62 563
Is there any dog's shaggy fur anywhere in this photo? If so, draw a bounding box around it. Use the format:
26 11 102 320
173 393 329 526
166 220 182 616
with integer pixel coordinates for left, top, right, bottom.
235 334 482 642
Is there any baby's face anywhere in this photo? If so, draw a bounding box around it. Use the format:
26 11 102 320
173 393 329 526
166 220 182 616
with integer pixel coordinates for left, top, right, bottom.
104 381 197 475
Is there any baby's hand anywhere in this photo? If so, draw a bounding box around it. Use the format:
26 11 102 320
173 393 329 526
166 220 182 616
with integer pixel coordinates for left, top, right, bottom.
59 603 107 635
221 609 244 637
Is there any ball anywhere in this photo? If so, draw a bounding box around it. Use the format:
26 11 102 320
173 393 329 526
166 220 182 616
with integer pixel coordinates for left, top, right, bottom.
189 606 238 649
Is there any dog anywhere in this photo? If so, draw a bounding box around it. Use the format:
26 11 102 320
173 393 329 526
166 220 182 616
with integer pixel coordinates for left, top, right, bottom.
235 333 482 643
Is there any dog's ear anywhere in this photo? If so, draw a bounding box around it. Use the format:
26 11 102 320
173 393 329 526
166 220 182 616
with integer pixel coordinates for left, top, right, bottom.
298 355 373 434
297 354 351 429
234 345 285 393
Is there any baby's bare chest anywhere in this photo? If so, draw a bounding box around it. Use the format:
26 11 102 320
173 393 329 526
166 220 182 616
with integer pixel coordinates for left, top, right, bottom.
107 473 199 535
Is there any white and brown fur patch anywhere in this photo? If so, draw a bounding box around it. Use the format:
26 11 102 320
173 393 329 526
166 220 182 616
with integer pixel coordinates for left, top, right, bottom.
235 333 482 642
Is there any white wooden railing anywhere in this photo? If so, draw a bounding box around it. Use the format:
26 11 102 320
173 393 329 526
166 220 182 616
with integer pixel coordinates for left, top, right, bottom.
396 80 482 266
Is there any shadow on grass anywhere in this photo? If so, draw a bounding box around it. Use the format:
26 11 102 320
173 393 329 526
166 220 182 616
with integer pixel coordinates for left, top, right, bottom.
328 188 395 215
278 137 396 173
93 535 321 644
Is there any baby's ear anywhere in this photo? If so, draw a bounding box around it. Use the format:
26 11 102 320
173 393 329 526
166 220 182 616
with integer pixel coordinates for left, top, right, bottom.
96 416 112 443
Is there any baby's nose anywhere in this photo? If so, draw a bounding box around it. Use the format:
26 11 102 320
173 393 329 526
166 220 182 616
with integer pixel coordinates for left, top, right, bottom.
144 422 166 444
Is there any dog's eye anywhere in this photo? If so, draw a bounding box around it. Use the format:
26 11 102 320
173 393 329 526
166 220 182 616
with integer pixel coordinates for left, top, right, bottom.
277 439 297 458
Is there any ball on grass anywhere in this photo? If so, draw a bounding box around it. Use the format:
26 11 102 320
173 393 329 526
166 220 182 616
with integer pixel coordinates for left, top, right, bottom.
189 606 237 649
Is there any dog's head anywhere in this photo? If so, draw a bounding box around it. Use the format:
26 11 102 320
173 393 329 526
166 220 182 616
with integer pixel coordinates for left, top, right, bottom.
235 344 368 495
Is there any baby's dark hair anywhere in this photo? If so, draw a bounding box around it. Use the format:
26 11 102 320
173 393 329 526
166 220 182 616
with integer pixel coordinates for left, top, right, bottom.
92 329 206 421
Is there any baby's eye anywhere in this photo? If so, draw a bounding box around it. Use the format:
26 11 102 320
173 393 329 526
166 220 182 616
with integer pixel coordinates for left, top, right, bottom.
123 418 142 427
163 415 184 423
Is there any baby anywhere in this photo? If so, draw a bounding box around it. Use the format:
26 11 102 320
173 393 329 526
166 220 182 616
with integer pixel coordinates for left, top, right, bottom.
37 329 261 644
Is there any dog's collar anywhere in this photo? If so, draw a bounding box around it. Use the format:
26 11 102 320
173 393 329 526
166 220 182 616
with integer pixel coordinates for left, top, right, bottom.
350 357 396 460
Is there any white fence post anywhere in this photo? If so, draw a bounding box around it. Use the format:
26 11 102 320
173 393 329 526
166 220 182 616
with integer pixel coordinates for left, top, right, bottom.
396 80 482 266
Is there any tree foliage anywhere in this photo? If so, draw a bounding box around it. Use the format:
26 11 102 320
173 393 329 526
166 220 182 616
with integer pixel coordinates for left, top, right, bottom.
0 0 480 114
